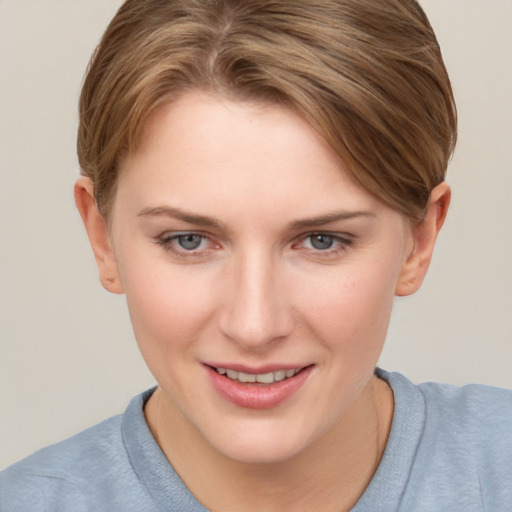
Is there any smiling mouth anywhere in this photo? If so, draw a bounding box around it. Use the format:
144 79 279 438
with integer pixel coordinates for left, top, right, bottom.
206 364 314 408
211 366 306 384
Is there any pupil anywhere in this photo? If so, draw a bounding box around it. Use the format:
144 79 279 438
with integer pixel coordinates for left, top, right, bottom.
178 234 202 250
311 234 333 250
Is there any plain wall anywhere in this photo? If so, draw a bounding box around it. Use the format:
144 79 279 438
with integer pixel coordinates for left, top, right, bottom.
1 0 511 469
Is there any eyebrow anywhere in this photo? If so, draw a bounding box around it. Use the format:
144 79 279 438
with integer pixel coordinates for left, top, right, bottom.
138 206 228 231
138 206 375 231
287 210 376 230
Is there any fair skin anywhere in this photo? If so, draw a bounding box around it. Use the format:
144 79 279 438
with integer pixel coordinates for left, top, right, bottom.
75 92 449 511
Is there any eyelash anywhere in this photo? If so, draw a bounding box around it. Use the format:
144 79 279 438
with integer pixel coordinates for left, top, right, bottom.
297 233 353 256
155 232 214 258
154 231 353 259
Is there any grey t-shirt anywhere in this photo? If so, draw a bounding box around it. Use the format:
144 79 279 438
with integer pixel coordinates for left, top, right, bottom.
1 370 511 511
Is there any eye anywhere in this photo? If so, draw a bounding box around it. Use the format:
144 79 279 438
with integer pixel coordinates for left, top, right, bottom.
306 234 336 250
297 232 353 255
175 233 204 251
156 231 212 256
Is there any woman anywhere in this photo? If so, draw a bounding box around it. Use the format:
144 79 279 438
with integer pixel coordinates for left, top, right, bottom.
1 1 510 510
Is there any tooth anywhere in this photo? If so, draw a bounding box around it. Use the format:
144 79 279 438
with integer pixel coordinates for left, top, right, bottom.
273 370 286 382
222 367 301 383
226 369 239 380
256 372 275 384
238 372 256 383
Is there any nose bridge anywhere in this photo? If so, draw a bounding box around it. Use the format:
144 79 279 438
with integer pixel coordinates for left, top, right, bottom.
219 246 292 348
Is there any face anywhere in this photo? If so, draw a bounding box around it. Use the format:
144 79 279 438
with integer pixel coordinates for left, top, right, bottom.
106 92 416 464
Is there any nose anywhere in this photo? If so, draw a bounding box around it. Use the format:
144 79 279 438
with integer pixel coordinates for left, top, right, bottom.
218 250 294 350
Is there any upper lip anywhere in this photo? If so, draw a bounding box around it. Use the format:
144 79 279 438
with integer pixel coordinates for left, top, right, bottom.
203 362 311 374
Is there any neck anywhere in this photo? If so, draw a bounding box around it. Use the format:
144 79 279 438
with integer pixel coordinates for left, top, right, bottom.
145 375 393 512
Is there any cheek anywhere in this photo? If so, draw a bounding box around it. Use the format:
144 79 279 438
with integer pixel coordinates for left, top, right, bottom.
118 254 218 356
296 261 400 354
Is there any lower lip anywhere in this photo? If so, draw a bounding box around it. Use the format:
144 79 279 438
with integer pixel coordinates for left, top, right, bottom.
205 365 313 410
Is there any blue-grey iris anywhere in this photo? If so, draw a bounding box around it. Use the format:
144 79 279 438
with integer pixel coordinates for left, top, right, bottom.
310 234 334 250
178 234 203 250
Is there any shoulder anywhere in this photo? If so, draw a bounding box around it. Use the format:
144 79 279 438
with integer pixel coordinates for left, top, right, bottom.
394 372 512 465
418 379 512 443
0 415 125 512
0 390 163 512
386 372 512 510
384 370 512 441
9 414 124 476
418 380 512 488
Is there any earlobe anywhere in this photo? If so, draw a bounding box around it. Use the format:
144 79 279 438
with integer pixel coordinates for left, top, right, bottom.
74 176 124 294
395 182 451 297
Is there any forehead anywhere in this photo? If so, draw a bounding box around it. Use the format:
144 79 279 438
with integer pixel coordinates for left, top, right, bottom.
115 92 387 223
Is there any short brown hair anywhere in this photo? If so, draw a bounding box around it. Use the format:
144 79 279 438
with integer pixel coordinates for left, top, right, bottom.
77 0 457 221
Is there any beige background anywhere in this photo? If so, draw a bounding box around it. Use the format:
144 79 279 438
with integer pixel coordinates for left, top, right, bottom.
1 0 511 469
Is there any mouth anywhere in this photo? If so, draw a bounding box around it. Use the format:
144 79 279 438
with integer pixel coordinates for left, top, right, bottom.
212 366 303 384
204 363 313 409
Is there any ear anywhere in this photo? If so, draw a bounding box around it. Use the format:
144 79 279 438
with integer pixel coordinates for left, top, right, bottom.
395 182 451 297
74 176 124 294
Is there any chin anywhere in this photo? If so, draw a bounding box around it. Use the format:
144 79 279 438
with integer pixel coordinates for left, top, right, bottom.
203 417 318 465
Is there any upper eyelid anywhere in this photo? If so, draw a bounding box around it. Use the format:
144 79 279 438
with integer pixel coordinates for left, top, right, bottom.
160 230 209 240
297 231 353 242
157 230 353 239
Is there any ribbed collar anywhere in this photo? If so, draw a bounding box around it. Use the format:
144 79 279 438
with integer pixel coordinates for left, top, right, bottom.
122 388 208 511
352 370 426 511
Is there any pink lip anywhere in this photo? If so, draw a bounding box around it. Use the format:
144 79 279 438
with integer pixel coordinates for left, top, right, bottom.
204 364 314 410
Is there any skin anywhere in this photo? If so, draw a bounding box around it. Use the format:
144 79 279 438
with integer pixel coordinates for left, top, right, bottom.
75 92 450 511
